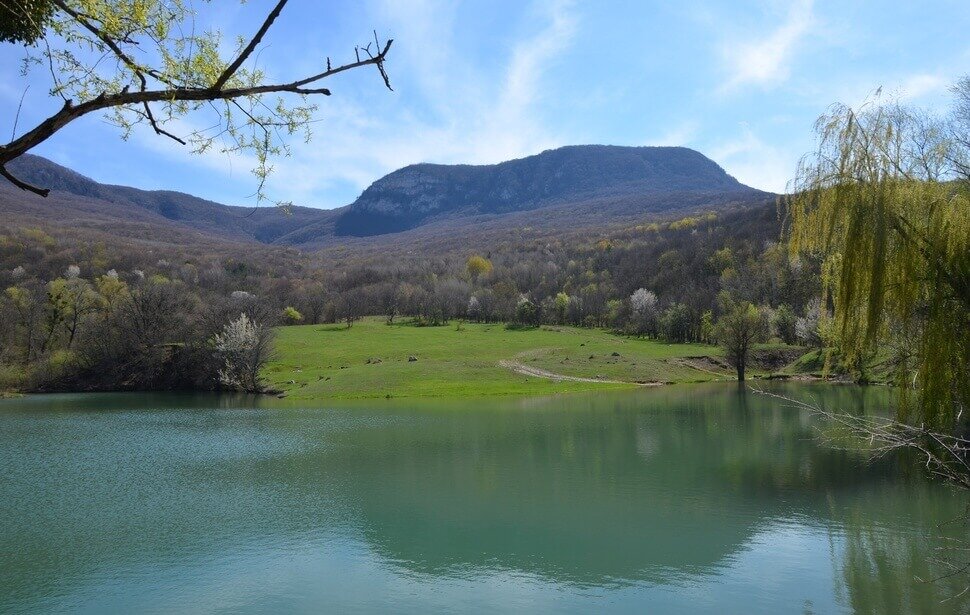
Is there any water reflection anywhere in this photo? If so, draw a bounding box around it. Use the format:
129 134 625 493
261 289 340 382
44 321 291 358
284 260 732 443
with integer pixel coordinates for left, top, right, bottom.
0 383 966 613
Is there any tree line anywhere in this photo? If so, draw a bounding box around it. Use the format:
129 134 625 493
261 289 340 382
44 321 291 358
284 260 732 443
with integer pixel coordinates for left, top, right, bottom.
0 200 823 392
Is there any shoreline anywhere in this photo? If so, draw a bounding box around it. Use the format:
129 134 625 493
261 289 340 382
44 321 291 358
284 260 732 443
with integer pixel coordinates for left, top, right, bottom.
1 366 881 404
2 318 886 402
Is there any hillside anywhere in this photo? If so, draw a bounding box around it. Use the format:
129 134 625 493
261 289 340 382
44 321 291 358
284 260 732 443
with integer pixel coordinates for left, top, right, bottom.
3 154 340 245
1 146 770 249
331 145 761 237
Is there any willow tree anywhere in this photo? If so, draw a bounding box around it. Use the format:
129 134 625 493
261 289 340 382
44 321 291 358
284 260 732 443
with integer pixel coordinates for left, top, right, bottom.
0 0 392 203
786 83 970 434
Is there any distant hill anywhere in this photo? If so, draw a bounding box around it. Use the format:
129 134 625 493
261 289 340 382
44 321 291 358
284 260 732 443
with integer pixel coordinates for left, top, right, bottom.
1 146 770 249
3 154 339 244
332 145 759 237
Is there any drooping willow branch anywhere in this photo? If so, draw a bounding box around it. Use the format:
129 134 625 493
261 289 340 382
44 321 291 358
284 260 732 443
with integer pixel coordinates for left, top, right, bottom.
0 0 393 198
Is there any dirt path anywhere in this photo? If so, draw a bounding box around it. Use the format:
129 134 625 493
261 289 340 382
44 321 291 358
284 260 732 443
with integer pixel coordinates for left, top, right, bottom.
670 357 731 378
499 360 659 386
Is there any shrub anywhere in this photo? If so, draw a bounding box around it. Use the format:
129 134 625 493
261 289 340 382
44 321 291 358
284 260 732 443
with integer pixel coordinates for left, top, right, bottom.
282 306 303 325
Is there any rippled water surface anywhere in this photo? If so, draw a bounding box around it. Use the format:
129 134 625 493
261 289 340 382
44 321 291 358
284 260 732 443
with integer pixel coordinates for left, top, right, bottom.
0 383 966 613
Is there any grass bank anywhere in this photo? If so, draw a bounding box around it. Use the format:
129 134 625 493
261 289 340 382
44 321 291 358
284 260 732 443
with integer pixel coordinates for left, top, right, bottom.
266 317 798 400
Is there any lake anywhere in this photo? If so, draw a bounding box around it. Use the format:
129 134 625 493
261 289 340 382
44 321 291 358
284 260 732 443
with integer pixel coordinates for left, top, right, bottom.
0 383 966 614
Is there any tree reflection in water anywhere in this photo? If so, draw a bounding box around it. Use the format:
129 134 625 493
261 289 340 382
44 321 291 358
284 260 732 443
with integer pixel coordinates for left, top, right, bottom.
0 383 965 613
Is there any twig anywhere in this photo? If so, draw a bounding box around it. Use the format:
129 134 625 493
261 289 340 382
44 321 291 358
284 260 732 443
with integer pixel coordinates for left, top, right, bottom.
211 0 289 91
11 85 29 141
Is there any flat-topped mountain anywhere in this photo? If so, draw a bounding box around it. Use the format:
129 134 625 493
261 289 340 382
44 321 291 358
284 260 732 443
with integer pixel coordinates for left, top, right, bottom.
333 145 755 236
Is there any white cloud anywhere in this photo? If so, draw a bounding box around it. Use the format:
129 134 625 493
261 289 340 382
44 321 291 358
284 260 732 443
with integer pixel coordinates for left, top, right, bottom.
133 0 579 208
802 71 955 112
707 123 796 193
890 73 949 103
719 0 815 93
367 0 577 166
645 121 700 147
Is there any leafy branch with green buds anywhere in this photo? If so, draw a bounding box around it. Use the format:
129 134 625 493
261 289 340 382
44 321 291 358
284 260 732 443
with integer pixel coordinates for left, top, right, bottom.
0 0 393 206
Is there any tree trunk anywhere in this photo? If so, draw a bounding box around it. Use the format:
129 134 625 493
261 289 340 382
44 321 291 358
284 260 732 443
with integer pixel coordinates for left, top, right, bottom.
736 362 745 382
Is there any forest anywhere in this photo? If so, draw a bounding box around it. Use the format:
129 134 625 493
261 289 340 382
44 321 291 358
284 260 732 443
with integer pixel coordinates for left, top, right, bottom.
0 198 823 393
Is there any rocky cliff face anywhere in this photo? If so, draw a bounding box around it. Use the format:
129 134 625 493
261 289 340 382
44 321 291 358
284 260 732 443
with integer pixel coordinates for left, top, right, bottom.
334 145 754 236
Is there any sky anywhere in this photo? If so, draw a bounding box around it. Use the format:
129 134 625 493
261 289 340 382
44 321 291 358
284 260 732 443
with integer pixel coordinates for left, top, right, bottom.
1 0 968 209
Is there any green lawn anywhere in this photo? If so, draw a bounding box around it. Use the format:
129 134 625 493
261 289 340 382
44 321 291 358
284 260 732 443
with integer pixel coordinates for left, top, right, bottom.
266 317 752 400
774 346 895 383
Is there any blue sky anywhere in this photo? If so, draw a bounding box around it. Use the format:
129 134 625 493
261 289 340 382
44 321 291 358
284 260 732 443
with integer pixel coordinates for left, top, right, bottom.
1 0 968 209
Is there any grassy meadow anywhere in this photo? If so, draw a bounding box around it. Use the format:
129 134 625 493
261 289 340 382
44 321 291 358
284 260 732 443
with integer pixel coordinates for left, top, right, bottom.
266 317 777 400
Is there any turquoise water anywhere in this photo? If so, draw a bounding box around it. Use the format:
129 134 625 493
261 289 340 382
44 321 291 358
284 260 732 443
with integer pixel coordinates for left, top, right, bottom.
0 383 966 613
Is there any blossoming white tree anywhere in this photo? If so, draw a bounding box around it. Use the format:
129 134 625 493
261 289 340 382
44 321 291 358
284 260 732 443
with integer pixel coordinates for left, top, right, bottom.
630 288 657 314
212 313 273 392
629 288 658 336
467 296 481 321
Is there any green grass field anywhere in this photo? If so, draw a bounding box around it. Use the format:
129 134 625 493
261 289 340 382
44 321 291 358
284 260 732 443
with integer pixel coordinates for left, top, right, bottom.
266 317 766 400
774 346 896 383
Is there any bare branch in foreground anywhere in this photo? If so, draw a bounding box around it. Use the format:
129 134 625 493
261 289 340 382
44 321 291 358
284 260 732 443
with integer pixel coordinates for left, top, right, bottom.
751 386 970 489
0 164 49 196
750 385 970 601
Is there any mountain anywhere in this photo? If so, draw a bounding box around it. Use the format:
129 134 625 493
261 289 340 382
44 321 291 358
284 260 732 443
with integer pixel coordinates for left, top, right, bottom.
0 145 770 249
2 154 339 244
332 145 757 237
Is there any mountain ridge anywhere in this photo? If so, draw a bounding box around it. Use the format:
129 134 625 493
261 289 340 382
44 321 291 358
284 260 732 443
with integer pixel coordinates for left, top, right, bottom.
333 145 756 236
2 145 770 248
4 154 341 244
